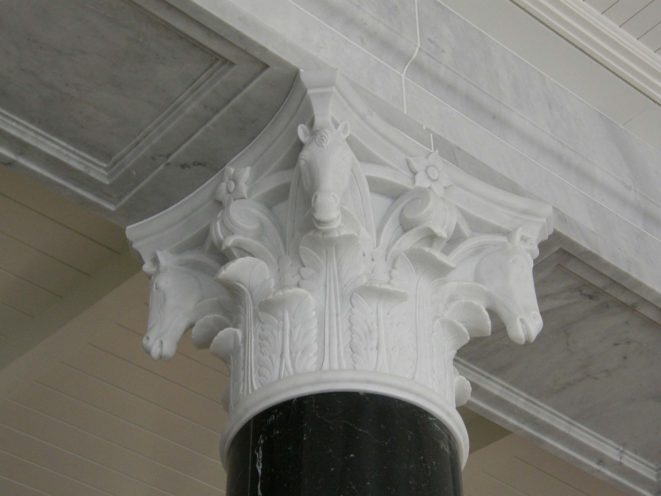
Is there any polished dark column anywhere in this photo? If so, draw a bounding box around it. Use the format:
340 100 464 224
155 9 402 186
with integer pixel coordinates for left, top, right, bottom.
227 392 462 496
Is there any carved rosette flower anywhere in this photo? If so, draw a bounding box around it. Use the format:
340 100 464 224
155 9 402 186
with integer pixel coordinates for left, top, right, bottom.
407 151 452 196
215 166 251 205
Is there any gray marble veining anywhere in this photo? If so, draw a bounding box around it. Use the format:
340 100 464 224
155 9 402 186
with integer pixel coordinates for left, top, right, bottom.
0 0 217 164
0 0 299 223
407 45 661 243
117 66 297 224
184 0 406 110
415 0 661 207
292 0 417 72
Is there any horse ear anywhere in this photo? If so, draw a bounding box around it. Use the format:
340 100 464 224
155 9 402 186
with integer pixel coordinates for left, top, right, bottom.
337 121 351 139
143 259 157 276
155 250 168 267
297 124 311 144
508 227 538 257
152 250 177 271
508 227 524 245
143 251 164 275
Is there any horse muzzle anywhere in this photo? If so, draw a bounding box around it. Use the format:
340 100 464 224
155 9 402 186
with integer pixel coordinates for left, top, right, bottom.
311 192 341 231
143 332 177 360
512 311 543 344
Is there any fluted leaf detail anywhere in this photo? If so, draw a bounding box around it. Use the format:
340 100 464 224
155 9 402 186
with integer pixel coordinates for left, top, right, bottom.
349 292 377 370
257 288 319 382
255 312 280 386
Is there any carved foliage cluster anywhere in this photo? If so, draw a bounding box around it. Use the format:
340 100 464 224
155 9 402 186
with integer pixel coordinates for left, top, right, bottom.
195 123 542 412
145 124 541 416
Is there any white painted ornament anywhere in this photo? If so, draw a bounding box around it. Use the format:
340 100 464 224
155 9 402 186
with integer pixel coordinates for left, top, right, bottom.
131 70 553 468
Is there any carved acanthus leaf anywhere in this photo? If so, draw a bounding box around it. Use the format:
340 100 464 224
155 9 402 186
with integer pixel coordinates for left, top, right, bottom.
445 300 491 338
192 312 232 349
255 311 280 387
350 284 409 373
454 371 472 407
258 288 319 379
217 257 274 308
349 292 377 370
210 326 243 410
299 232 366 295
431 319 471 402
211 199 285 278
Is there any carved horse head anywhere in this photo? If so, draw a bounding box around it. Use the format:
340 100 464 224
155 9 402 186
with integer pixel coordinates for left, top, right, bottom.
448 229 542 344
297 121 353 231
142 251 229 360
475 229 542 344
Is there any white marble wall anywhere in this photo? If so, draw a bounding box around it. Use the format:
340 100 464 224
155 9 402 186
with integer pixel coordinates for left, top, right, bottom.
176 0 661 300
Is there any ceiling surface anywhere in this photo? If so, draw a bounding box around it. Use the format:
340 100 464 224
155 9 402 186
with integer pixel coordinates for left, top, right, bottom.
0 0 296 224
586 0 661 52
0 0 660 494
0 167 129 368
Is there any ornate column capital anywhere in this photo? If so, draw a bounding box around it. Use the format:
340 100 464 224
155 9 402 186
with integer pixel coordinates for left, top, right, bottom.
127 70 553 466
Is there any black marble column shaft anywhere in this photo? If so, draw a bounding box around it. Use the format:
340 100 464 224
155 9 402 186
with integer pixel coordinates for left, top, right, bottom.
226 392 462 495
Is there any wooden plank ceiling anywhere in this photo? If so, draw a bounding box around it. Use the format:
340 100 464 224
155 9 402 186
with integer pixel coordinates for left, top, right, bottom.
0 166 127 368
586 0 661 52
0 273 228 496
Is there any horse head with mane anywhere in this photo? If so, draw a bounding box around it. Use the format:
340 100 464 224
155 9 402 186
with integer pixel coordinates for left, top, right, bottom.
297 121 354 231
142 251 231 360
447 228 543 344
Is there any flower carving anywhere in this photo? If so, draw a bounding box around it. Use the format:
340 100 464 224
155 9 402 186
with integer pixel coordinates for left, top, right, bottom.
407 151 452 196
215 166 251 205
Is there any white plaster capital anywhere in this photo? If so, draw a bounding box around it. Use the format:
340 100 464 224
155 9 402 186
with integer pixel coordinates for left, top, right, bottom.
127 70 553 467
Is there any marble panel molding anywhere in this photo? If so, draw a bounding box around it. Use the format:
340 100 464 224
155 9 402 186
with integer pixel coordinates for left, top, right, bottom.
127 70 553 466
0 0 297 223
512 0 661 105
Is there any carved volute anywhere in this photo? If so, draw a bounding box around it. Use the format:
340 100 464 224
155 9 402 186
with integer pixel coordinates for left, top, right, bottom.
127 70 553 467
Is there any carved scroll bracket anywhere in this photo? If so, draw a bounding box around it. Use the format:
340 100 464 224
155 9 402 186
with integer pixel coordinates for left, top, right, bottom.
127 70 553 468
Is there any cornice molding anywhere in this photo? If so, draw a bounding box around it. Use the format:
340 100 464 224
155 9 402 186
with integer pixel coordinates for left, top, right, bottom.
512 0 661 105
459 359 658 495
127 69 553 467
